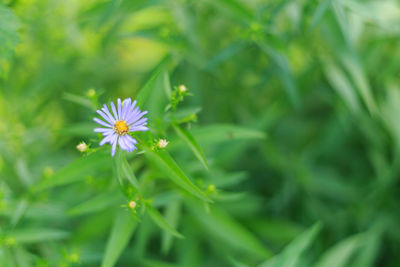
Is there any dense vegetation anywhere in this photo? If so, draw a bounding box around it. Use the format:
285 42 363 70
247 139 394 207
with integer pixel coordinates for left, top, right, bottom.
1 0 400 266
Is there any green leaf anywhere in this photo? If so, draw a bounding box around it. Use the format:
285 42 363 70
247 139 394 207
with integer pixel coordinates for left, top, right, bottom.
259 222 322 267
205 42 247 70
323 58 360 113
310 0 332 29
188 201 271 259
33 149 110 191
258 42 299 107
136 68 163 107
147 205 184 239
161 201 182 254
339 52 377 115
10 198 28 227
101 210 137 267
68 191 123 216
9 228 69 244
315 233 365 267
202 0 254 24
114 150 141 193
0 4 20 76
63 92 95 110
188 124 266 146
60 122 97 137
144 147 211 202
172 123 209 170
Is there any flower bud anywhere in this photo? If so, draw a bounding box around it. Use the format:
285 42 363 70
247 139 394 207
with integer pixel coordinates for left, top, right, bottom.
178 85 187 94
157 139 169 149
87 88 96 97
76 142 88 153
128 201 137 209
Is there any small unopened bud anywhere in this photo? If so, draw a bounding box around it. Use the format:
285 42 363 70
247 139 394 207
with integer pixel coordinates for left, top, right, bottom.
128 201 136 209
207 184 216 192
76 142 88 153
68 252 79 263
43 166 54 178
178 85 187 94
87 88 96 97
5 237 15 246
157 139 169 149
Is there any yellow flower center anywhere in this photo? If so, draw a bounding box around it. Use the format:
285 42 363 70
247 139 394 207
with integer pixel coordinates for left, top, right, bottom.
114 120 129 135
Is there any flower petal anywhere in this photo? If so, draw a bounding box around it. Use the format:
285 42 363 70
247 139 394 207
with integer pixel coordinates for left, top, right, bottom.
111 136 118 156
96 110 114 125
130 126 149 132
121 98 131 120
111 101 119 121
127 110 147 125
118 135 130 151
125 134 138 145
94 128 113 133
99 133 116 146
117 98 122 120
94 117 112 128
102 104 116 123
129 117 147 127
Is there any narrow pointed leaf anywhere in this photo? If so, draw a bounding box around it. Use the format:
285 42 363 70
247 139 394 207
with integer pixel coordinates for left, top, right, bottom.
188 201 271 259
144 147 211 202
33 149 110 191
259 222 322 267
147 205 184 239
68 191 123 216
9 229 69 244
172 123 208 169
101 210 137 267
315 234 365 267
161 201 182 254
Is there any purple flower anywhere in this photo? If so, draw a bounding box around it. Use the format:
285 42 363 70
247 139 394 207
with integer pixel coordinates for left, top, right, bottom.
93 98 149 156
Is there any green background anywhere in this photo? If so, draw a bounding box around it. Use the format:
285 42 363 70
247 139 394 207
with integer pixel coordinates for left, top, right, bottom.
1 0 399 266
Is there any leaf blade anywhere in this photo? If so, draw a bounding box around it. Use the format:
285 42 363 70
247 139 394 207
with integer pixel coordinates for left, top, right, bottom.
101 210 137 267
172 123 209 170
144 148 211 202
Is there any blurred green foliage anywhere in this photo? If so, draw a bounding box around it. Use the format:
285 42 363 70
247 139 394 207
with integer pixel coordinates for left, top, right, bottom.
1 0 400 266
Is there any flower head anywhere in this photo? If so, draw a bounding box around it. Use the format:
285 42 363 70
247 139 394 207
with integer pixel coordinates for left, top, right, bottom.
157 138 169 149
76 141 88 153
93 98 148 156
178 84 187 93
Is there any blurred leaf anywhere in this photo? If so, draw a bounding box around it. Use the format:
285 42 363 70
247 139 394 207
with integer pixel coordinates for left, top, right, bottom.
68 191 122 216
144 147 211 202
60 123 97 137
259 222 321 267
114 150 141 193
315 234 365 267
202 0 254 24
188 201 271 259
9 229 69 244
172 123 208 170
339 52 377 115
205 42 247 70
63 92 94 110
136 68 163 107
10 198 28 227
147 205 184 239
0 4 20 75
101 210 137 267
352 231 380 267
258 42 299 107
190 124 266 146
323 58 360 113
310 0 332 29
161 200 181 254
34 149 110 191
